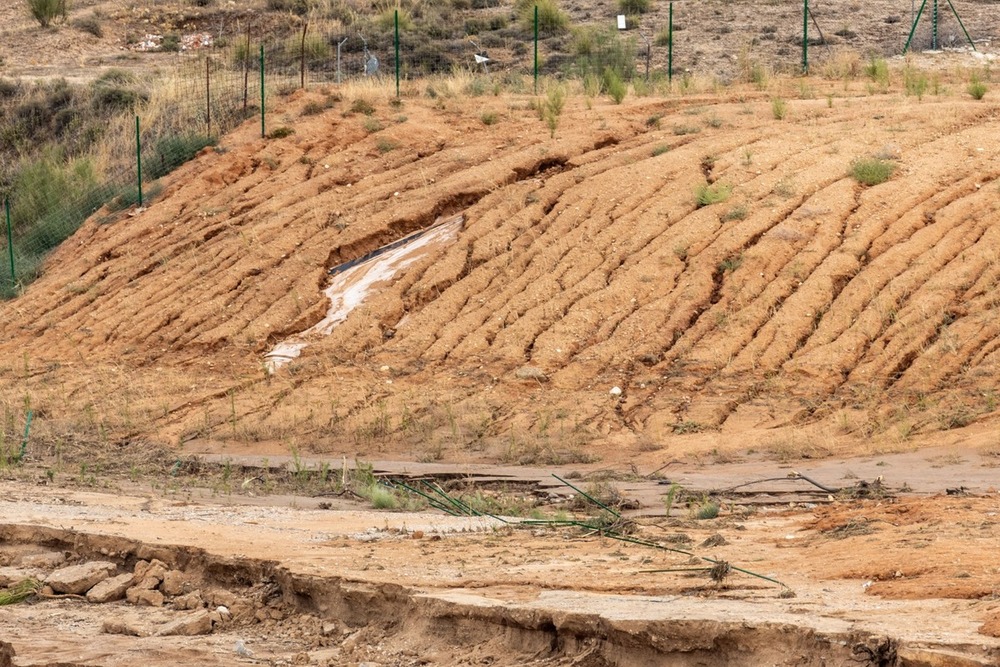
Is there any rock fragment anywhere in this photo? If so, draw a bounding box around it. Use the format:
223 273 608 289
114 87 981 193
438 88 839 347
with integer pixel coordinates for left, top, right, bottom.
46 561 117 595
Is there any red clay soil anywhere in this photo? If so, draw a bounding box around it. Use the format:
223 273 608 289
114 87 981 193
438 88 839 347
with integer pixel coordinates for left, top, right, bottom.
1 69 1000 466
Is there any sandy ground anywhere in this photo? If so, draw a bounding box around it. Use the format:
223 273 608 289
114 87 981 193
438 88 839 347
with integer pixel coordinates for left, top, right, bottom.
2 459 1000 665
3 2 1000 664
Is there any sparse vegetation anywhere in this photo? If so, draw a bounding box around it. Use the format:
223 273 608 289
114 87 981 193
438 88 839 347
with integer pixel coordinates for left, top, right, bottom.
771 97 787 120
26 0 68 28
850 157 895 186
694 182 732 207
267 126 295 139
518 0 569 36
968 74 988 100
722 204 747 221
542 84 565 137
604 68 627 104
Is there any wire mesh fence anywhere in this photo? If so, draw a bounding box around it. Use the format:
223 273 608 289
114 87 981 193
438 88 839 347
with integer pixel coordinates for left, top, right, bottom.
0 0 992 297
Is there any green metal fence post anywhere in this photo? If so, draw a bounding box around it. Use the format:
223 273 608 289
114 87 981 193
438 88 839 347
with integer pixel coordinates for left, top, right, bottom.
533 5 539 94
668 2 673 84
4 198 14 289
802 0 808 74
394 9 400 98
260 44 265 138
135 115 143 207
904 0 929 52
945 0 976 51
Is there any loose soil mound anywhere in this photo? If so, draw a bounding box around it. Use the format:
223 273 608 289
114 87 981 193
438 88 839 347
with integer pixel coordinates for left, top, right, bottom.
2 73 1000 464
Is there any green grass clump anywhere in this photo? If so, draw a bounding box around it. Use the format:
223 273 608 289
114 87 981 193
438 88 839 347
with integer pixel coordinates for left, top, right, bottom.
722 204 748 221
903 65 928 99
694 182 732 207
695 500 720 520
350 98 376 115
850 157 895 186
618 0 649 14
968 75 988 100
771 97 787 120
480 110 499 125
865 56 890 91
604 68 627 104
572 26 636 89
518 0 569 35
366 484 399 510
267 126 295 139
652 144 670 157
27 0 67 28
542 85 565 136
0 578 41 605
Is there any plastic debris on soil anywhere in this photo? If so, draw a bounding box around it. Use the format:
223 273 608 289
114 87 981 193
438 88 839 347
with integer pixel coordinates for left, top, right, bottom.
265 214 464 372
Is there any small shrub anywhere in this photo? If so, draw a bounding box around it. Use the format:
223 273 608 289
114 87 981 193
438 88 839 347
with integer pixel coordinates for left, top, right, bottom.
718 253 743 272
618 0 650 14
695 500 720 520
694 182 732 208
652 144 670 157
771 97 787 120
73 15 103 38
350 98 376 115
654 29 671 47
605 68 627 104
968 75 988 100
645 113 662 129
301 101 325 116
850 157 895 186
480 110 498 125
266 0 310 14
722 204 747 221
26 0 68 28
903 65 928 99
378 8 413 31
573 26 636 87
376 137 397 153
91 86 147 112
672 124 700 135
160 34 181 52
519 0 569 36
542 85 565 137
707 114 723 128
363 116 383 133
865 56 890 90
267 126 295 139
367 484 399 510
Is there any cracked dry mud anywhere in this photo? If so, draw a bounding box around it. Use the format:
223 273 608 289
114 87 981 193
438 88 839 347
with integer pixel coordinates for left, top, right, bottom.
2 460 1000 666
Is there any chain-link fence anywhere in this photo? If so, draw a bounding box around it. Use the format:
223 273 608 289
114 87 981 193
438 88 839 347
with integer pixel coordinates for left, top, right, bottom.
0 0 992 297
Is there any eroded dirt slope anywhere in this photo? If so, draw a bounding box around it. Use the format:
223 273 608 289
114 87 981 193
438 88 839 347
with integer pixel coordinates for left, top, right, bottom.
2 76 1000 463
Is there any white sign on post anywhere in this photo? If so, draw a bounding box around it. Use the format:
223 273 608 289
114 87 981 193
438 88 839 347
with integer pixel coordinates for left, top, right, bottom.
617 14 627 30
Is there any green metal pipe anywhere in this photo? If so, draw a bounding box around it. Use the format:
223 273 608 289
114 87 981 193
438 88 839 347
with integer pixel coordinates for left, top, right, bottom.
945 0 976 50
904 0 929 52
394 10 400 98
396 481 460 515
260 44 265 138
135 116 143 207
552 474 621 517
4 198 13 289
802 0 808 73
